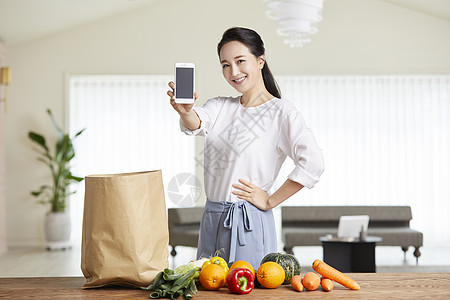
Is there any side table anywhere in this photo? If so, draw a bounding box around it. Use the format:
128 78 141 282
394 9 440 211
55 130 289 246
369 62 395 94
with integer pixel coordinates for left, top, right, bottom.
320 236 382 273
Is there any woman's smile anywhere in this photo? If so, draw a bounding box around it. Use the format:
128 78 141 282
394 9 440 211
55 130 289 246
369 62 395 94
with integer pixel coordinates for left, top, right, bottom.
233 76 247 85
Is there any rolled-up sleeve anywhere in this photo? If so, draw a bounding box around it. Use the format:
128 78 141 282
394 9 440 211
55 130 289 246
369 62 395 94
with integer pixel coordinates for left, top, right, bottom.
179 97 223 136
276 111 324 189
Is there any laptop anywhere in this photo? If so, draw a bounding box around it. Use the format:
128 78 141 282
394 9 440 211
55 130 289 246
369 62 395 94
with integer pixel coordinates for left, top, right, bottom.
337 215 370 238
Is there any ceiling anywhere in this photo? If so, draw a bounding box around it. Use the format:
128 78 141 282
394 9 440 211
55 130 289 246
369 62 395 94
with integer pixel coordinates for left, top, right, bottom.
382 0 450 21
0 0 449 46
0 0 159 45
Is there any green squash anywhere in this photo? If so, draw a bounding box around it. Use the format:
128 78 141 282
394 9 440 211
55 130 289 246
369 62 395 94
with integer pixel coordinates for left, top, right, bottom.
260 252 301 285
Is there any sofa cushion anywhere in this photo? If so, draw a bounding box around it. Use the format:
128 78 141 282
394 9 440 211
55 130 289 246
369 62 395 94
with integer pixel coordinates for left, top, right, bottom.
168 207 204 226
169 224 200 248
368 227 423 248
282 206 413 223
283 227 337 247
282 227 423 248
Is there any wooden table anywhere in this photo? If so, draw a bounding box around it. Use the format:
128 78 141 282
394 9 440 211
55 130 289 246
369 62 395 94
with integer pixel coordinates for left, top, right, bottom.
1 274 449 299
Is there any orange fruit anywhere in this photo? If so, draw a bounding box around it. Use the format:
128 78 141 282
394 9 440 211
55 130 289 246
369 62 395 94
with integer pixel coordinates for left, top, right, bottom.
229 260 255 276
256 261 285 289
199 263 226 290
302 272 320 291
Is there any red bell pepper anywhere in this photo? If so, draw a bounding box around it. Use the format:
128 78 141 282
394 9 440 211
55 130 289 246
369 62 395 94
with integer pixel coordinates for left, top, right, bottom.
226 268 255 294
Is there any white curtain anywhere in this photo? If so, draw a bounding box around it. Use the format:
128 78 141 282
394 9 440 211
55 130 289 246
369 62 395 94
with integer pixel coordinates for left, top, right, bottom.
273 76 450 246
68 75 196 243
68 75 450 246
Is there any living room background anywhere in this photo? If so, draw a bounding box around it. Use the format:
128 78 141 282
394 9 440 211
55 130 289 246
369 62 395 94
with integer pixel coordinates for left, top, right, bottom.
3 0 450 249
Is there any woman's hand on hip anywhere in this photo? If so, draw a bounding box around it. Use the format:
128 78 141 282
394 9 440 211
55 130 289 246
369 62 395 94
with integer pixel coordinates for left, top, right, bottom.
232 179 272 211
167 81 197 115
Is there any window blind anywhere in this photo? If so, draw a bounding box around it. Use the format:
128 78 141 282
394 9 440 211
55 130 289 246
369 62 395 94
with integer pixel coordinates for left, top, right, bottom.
274 75 450 246
68 75 196 242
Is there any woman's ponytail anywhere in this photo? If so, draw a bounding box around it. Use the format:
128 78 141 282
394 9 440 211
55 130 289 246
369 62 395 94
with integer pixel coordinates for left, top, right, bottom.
261 62 281 99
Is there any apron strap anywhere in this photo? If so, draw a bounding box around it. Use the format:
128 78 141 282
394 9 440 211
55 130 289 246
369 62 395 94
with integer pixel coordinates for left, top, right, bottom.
223 201 254 263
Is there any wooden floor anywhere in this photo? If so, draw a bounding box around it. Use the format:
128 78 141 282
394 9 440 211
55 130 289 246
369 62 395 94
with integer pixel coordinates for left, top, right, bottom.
1 243 450 277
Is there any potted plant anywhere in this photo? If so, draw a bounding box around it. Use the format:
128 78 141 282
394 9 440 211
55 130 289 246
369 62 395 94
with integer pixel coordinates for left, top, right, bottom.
28 109 84 250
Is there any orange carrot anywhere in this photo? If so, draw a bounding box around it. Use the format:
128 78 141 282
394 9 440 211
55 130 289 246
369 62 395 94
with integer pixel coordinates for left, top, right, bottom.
302 272 321 291
312 259 360 290
291 275 303 292
321 278 334 292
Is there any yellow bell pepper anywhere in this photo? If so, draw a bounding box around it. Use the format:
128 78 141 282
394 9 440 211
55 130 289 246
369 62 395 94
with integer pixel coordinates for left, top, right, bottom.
201 256 229 274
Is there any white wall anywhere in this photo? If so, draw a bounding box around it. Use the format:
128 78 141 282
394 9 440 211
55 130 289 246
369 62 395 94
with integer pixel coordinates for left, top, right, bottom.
0 41 7 254
4 0 450 246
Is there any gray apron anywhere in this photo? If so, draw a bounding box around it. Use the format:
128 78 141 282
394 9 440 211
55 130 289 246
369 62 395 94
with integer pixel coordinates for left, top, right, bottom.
196 199 277 269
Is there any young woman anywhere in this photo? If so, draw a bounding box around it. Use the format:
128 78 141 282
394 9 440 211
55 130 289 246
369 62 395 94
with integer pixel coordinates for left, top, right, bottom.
167 27 324 269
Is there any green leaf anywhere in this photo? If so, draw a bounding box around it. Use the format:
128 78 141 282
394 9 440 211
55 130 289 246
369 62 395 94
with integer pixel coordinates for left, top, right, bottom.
74 128 85 138
68 173 84 182
28 132 49 152
65 151 75 162
31 185 51 197
31 191 43 197
64 191 77 198
47 109 64 139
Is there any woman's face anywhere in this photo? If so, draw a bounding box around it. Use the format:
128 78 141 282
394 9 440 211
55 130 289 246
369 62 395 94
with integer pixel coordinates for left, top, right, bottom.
219 41 265 95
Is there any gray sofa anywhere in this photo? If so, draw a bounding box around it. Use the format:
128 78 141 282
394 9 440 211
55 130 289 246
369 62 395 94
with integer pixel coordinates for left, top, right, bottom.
168 205 424 264
282 206 423 263
168 207 203 257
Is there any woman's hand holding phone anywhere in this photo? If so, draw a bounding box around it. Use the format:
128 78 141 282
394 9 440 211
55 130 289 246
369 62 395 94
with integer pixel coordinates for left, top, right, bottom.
167 81 197 114
167 81 201 130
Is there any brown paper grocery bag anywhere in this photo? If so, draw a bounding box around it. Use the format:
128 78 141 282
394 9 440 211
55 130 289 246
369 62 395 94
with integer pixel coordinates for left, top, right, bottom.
81 170 169 288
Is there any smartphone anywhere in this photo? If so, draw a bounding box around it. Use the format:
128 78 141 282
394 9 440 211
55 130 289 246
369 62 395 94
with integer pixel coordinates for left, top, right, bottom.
174 63 195 104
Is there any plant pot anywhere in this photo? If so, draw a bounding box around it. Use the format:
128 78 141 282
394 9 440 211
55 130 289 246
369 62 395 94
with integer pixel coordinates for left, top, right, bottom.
45 211 72 250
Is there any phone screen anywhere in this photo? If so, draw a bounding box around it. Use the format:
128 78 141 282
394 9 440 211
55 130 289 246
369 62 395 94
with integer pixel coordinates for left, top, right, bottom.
175 67 194 99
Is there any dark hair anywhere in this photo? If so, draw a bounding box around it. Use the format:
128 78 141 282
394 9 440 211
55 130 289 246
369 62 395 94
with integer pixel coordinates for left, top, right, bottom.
217 27 281 99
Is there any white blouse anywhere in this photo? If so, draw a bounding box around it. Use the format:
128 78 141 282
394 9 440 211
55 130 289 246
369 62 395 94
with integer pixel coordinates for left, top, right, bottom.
180 96 324 202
